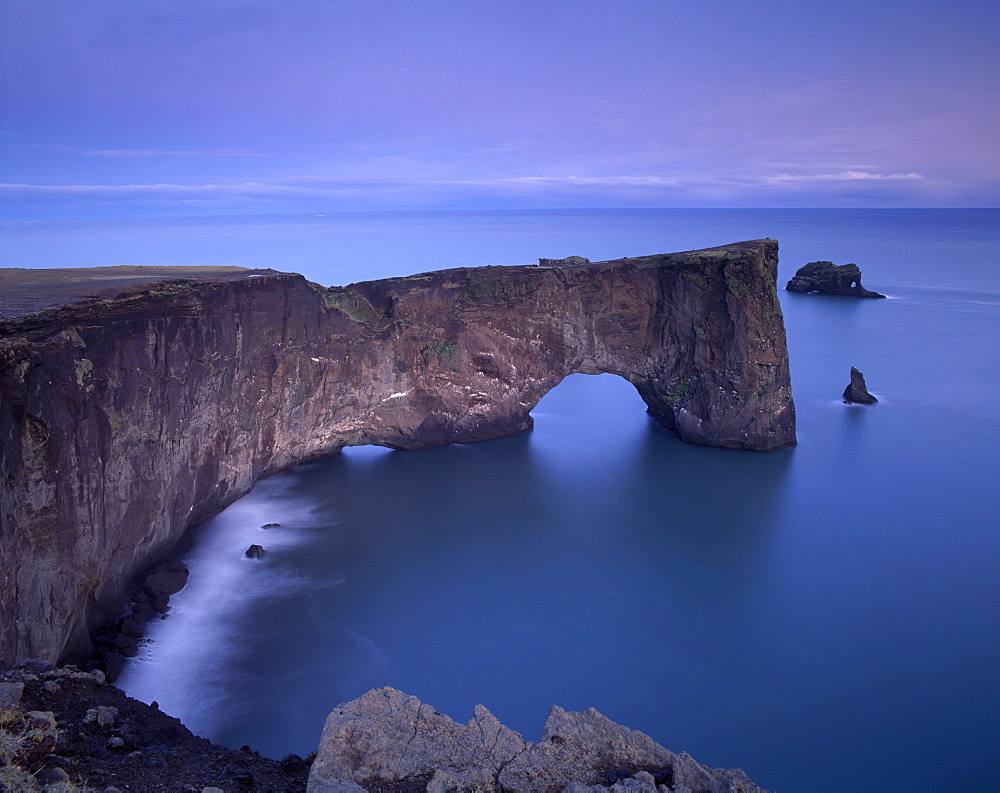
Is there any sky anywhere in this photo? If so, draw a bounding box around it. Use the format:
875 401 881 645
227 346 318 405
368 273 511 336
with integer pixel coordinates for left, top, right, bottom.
1 0 998 217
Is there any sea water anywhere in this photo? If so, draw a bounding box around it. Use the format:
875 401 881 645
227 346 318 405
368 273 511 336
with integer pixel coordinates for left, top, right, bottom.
5 210 997 792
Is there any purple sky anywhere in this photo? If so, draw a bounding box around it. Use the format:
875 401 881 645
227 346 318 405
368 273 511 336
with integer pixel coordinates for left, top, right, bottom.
2 0 998 216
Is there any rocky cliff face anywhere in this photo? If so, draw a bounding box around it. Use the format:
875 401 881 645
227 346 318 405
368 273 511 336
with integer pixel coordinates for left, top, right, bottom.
0 239 795 665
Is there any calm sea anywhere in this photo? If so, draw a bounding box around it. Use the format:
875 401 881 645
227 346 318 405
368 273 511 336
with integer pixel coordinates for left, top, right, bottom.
5 210 998 792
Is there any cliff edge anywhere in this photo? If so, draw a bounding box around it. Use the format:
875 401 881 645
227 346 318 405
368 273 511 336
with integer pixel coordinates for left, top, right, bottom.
0 240 795 666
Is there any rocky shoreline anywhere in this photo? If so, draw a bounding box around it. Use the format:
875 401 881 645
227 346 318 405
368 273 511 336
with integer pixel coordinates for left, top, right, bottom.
0 661 311 792
0 663 770 793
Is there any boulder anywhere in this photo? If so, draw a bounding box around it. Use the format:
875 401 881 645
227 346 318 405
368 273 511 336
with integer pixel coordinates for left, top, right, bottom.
119 616 145 637
843 366 878 404
309 688 525 792
260 523 281 529
142 568 189 598
85 705 119 728
26 710 57 732
0 680 24 709
786 261 885 298
100 651 128 682
35 766 71 785
245 544 266 559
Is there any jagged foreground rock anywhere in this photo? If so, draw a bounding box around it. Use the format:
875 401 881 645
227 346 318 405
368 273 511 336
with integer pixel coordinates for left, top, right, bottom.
0 240 795 666
309 688 770 792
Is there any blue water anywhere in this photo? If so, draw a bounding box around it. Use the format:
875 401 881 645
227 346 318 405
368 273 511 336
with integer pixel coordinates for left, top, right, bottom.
6 210 996 792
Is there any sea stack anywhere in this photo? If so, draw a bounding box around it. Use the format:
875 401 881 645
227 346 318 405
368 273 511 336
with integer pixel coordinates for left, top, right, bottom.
786 261 885 298
843 367 878 403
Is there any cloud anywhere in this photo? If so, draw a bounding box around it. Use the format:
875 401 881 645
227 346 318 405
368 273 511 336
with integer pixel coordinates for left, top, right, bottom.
432 175 685 189
0 178 411 199
86 149 265 158
21 143 264 158
1 164 988 213
759 171 926 184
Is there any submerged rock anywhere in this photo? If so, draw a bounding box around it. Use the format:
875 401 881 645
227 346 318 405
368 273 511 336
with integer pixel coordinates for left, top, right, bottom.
245 544 266 559
308 688 770 793
843 366 878 404
786 261 885 298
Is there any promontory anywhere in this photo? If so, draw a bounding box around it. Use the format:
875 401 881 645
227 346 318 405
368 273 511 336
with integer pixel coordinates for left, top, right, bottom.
0 239 795 667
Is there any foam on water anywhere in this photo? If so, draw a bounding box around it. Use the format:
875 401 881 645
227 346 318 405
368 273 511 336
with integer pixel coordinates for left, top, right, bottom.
118 474 326 738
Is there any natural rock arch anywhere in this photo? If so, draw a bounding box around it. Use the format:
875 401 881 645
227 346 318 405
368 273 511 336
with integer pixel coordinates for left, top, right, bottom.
0 239 794 665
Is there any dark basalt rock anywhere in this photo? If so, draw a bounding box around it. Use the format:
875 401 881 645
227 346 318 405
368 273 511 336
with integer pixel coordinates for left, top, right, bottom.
142 568 189 598
786 260 886 298
0 240 795 665
245 544 266 559
843 366 878 404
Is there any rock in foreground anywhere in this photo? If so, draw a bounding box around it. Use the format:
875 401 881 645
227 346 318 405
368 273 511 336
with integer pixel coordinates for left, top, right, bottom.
785 261 885 298
0 661 311 791
843 366 878 404
309 688 770 793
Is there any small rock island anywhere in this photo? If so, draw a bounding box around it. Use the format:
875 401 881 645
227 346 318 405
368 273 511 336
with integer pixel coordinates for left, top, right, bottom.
785 260 885 298
843 366 878 404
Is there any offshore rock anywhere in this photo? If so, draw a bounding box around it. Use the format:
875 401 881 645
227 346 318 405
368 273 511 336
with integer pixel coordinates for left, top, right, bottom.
0 240 794 665
785 261 885 298
843 366 878 404
308 688 770 793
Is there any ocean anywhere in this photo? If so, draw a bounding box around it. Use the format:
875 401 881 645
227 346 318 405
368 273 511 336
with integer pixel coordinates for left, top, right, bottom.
4 209 998 792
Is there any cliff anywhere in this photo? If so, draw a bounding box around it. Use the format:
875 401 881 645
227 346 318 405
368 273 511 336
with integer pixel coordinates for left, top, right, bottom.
0 240 795 666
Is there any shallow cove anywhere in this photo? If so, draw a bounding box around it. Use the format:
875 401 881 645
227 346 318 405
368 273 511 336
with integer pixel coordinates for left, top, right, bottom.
78 208 997 793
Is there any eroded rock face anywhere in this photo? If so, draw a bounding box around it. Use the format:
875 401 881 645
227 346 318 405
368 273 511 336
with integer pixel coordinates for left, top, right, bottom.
843 366 878 404
308 688 770 793
309 688 525 790
0 240 794 665
785 261 885 298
